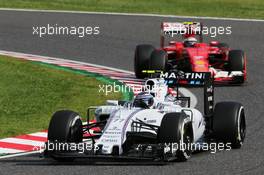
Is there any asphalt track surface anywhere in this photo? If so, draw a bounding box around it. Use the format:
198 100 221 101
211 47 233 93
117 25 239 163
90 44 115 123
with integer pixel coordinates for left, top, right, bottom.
0 10 264 175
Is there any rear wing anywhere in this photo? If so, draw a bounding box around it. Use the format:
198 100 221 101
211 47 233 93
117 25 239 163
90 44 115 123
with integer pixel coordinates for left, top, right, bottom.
143 70 214 116
161 71 213 116
160 22 203 47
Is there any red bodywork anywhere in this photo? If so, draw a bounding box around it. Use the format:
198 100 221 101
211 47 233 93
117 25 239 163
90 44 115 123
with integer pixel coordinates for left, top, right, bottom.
159 22 247 85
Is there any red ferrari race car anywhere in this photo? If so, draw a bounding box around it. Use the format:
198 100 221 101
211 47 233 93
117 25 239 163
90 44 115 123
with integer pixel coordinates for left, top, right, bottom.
134 22 247 85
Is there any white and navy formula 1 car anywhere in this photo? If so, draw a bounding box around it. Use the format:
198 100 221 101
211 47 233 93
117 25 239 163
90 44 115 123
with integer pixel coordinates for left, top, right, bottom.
44 72 246 162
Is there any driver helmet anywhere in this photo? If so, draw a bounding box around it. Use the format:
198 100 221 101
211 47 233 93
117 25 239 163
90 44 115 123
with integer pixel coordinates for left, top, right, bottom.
184 37 197 47
133 92 154 108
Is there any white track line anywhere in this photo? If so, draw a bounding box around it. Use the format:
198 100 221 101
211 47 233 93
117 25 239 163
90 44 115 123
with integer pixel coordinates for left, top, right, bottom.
0 148 22 154
28 132 47 138
0 50 133 74
0 150 41 159
0 8 263 22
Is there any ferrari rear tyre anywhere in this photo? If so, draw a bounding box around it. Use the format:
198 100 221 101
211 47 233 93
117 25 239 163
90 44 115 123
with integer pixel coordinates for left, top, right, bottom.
149 50 167 72
213 102 246 149
134 44 155 79
228 50 245 71
158 112 193 162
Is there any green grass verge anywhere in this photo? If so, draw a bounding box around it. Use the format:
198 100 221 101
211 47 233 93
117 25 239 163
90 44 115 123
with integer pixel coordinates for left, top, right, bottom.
0 0 263 19
0 56 127 138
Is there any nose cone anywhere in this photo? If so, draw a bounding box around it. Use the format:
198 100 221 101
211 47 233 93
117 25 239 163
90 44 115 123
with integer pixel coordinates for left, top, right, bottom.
186 47 209 72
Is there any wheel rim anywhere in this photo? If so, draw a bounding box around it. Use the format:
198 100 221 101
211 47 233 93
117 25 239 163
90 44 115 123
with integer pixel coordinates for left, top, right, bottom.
237 107 246 146
239 110 246 143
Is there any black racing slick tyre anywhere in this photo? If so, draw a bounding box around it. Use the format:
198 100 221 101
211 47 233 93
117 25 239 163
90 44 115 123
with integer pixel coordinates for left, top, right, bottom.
149 50 167 72
134 44 155 79
228 50 245 71
158 113 193 162
47 110 83 161
213 102 246 149
48 110 83 143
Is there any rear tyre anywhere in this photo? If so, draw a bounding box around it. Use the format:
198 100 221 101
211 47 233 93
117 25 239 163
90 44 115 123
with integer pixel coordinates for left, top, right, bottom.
158 113 193 161
228 50 245 71
47 110 83 161
213 102 246 149
149 50 167 72
134 44 155 79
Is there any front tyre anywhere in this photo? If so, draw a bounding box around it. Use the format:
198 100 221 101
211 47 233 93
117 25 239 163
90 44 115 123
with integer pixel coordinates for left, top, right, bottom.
158 112 193 161
47 110 83 161
134 44 155 79
213 102 246 149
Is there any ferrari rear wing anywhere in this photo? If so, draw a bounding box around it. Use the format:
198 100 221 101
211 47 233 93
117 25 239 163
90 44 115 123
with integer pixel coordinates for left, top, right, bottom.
160 22 203 47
